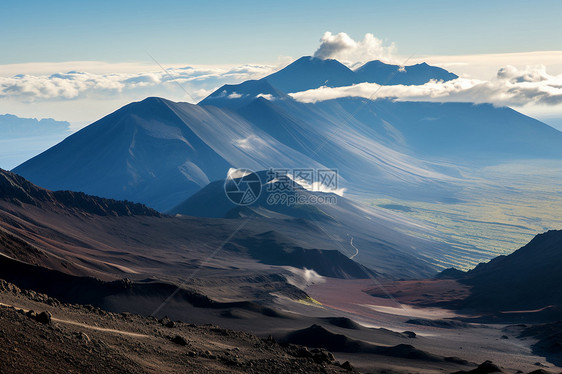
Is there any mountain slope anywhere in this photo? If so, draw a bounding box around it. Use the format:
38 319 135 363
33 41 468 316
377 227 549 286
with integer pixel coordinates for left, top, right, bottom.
354 60 458 85
458 230 562 311
204 91 460 202
14 97 324 211
199 79 289 109
263 56 357 93
0 168 159 217
14 95 461 210
260 56 458 93
170 171 452 278
335 99 562 163
1 169 408 285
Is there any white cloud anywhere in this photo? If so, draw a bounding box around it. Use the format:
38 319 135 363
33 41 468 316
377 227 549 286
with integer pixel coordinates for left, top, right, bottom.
2 35 562 126
227 92 243 99
313 32 397 64
420 51 562 79
290 65 562 108
0 64 279 103
256 93 274 100
283 266 325 289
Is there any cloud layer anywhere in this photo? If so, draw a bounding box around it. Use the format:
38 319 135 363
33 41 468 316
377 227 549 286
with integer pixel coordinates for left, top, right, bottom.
290 65 562 107
1 32 562 126
313 32 396 63
0 64 278 103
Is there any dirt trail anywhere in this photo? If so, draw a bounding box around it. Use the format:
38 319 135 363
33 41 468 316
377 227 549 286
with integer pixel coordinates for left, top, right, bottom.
0 301 150 338
0 281 353 374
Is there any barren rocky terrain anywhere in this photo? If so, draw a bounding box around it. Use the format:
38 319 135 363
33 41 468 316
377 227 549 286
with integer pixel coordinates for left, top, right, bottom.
0 279 354 374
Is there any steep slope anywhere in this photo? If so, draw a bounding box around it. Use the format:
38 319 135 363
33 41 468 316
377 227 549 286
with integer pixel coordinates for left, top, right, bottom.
204 56 562 167
199 79 289 109
0 168 159 217
1 169 403 286
0 168 159 276
170 171 452 278
458 230 562 311
334 99 562 163
16 60 562 226
203 91 460 202
13 95 462 211
263 56 357 93
354 60 458 85
14 97 324 211
14 97 228 211
367 230 562 315
260 56 457 93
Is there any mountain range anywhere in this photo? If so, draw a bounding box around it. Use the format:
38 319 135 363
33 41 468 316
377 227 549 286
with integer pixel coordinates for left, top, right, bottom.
2 55 562 373
14 56 562 214
0 167 443 283
0 114 72 170
261 56 458 93
1 165 561 372
454 229 562 312
0 114 70 138
7 55 562 280
3 166 561 316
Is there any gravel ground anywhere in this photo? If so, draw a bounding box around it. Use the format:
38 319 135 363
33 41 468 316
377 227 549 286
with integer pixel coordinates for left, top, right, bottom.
0 279 354 374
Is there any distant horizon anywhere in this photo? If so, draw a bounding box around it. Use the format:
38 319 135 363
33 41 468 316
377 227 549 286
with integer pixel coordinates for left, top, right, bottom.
2 52 562 133
2 1 562 129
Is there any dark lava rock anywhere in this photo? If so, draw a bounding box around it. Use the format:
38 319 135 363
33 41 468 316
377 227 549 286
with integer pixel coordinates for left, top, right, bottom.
453 360 502 374
294 346 312 358
310 348 335 364
165 320 176 328
170 335 188 346
341 361 353 371
35 311 52 325
402 331 417 338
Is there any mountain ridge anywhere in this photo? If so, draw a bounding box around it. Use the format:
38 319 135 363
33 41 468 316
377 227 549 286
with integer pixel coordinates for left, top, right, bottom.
257 56 458 94
13 97 328 211
436 230 562 312
0 168 159 217
354 60 458 85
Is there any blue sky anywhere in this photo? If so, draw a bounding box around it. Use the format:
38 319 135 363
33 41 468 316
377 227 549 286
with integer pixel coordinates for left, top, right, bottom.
2 0 562 65
1 0 562 129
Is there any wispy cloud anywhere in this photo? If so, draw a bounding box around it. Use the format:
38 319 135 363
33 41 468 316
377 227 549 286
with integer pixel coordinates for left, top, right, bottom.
313 32 396 64
290 65 562 107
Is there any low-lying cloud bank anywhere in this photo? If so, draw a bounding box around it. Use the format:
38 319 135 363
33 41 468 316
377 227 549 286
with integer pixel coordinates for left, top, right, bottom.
2 32 562 125
0 64 278 102
290 65 562 107
5 62 561 109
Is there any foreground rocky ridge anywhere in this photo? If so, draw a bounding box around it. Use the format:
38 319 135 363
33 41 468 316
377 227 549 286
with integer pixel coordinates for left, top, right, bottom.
0 279 354 374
